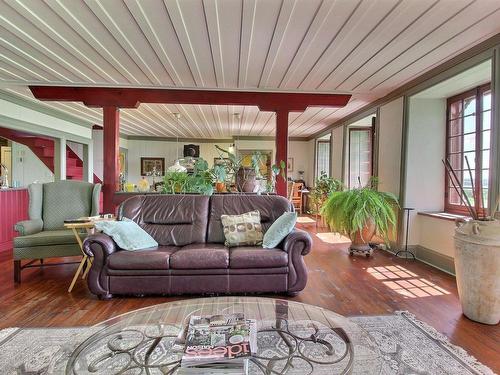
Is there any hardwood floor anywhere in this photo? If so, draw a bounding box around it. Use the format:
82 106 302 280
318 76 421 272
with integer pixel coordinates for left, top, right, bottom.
0 219 498 372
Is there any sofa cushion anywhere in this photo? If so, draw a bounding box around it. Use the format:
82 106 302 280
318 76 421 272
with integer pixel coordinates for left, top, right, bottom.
229 247 288 269
13 229 86 248
95 219 158 251
221 210 263 247
207 195 292 243
170 243 229 269
119 195 210 246
263 212 297 248
108 246 179 270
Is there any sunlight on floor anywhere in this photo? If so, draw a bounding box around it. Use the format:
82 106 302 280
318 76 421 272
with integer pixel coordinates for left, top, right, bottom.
316 232 351 244
367 266 450 298
296 216 316 224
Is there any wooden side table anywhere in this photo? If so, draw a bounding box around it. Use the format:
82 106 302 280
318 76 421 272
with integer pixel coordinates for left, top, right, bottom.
64 218 114 292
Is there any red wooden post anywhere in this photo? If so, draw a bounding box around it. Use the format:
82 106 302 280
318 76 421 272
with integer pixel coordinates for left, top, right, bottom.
275 109 289 197
103 106 119 214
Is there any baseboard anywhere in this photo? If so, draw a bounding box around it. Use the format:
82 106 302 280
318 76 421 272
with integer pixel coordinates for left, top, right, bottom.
383 245 455 276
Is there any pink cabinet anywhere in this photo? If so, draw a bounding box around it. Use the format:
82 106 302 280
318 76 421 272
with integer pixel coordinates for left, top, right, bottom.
0 188 28 253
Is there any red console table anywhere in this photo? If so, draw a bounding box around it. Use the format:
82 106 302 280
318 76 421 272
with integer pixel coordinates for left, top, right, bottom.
0 188 29 253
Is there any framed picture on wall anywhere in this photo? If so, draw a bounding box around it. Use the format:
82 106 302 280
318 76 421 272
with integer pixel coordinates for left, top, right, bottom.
140 157 165 176
287 157 294 172
238 149 272 179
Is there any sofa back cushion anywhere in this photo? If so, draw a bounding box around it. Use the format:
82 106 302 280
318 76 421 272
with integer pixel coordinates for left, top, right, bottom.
207 195 292 244
118 194 210 246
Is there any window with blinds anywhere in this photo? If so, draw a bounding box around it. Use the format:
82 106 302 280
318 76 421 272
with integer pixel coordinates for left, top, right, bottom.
316 140 330 178
348 128 372 189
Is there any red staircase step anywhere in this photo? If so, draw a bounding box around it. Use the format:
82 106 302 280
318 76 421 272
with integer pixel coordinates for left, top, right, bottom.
66 158 79 167
40 147 54 157
0 126 102 185
33 138 54 148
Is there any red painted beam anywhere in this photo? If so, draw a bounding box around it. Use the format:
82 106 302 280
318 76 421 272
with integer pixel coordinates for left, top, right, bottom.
275 109 289 197
102 106 119 214
29 86 351 111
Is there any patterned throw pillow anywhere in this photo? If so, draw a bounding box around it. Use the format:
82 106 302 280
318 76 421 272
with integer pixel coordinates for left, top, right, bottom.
220 210 263 247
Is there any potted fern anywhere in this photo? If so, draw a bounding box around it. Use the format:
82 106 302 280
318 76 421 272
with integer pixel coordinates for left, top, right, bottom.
321 178 399 256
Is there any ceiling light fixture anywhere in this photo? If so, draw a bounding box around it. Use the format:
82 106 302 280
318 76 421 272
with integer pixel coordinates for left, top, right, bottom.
167 112 187 173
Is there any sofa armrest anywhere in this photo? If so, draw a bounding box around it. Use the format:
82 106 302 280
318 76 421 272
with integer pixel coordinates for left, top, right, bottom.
14 219 43 236
281 228 312 294
83 233 117 258
282 228 312 256
83 233 117 299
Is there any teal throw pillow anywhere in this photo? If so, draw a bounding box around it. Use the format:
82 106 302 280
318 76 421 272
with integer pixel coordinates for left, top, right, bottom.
262 212 297 248
94 218 158 251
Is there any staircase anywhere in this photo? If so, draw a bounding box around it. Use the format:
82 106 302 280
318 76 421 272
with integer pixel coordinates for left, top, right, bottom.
0 127 101 183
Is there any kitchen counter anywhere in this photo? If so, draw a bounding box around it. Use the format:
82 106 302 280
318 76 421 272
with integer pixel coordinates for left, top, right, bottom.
0 187 28 192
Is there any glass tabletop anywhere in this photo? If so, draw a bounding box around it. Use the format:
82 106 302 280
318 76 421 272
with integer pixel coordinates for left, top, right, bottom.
67 297 381 374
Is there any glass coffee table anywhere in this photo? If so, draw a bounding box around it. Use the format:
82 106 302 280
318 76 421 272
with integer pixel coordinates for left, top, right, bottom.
67 297 381 374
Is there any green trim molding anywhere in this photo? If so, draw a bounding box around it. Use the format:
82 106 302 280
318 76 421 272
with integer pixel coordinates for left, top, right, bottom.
382 245 455 276
0 89 93 129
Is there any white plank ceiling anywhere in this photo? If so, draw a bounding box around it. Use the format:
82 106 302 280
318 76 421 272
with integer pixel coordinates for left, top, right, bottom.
0 0 499 139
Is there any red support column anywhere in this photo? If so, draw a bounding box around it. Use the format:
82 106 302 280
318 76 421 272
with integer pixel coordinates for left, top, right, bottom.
275 109 289 197
103 106 120 214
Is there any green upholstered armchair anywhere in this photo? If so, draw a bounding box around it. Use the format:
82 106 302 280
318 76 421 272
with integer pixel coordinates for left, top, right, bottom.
13 180 101 283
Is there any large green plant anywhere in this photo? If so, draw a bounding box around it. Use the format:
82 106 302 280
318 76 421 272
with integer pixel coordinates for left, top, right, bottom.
308 172 343 214
162 158 214 195
266 160 286 193
214 145 265 191
321 179 399 244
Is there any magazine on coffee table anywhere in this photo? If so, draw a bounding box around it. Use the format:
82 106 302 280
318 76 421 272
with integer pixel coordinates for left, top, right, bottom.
178 313 257 374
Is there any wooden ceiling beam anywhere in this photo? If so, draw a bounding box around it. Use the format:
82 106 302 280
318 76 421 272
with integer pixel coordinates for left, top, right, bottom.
29 86 351 111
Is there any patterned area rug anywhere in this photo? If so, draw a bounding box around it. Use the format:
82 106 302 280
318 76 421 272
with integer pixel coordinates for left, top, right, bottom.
0 311 495 375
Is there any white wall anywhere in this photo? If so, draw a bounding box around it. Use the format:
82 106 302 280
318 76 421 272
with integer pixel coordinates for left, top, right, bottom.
126 140 233 183
92 130 104 181
331 126 344 181
288 140 312 182
417 216 456 258
91 129 129 181
404 98 447 247
378 97 404 197
11 142 53 186
402 97 457 258
0 98 91 140
124 138 313 185
306 139 315 187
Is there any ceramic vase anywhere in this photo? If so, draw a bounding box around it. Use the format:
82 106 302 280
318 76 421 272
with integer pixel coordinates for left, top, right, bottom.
454 219 500 325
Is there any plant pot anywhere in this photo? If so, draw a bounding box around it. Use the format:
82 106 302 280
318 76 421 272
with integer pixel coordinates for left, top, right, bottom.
454 219 500 325
350 219 376 256
236 167 258 193
215 182 226 193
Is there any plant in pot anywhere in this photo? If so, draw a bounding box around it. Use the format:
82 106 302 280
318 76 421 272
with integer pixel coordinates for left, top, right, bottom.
214 145 265 193
215 145 241 192
162 158 214 195
321 177 399 257
163 171 188 194
211 164 227 193
308 172 343 219
266 160 286 193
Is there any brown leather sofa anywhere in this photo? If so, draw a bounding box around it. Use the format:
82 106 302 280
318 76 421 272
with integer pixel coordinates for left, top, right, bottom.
83 194 312 299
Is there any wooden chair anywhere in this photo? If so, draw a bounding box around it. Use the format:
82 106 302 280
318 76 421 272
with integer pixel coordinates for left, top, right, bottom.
288 182 304 214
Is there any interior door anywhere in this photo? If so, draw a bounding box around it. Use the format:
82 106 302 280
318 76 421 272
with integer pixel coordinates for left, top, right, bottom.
0 146 12 186
0 146 11 170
